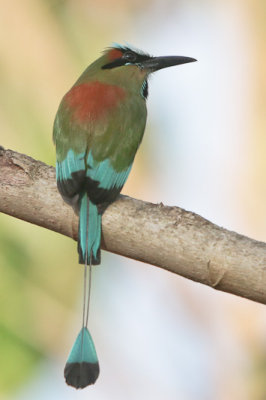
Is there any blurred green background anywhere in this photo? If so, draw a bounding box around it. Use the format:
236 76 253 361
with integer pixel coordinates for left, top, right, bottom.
1 0 266 399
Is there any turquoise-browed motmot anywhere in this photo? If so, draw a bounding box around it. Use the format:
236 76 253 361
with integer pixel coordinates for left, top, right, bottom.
53 44 196 389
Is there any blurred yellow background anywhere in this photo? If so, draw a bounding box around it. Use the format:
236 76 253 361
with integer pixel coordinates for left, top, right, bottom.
1 0 266 399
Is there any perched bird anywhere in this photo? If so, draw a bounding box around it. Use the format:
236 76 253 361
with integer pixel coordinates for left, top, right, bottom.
53 44 196 389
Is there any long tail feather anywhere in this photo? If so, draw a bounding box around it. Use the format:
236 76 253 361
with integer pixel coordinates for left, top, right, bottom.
64 327 99 389
65 192 100 388
78 193 101 265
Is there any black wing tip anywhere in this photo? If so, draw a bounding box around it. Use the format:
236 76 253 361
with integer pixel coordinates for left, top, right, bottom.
64 361 100 389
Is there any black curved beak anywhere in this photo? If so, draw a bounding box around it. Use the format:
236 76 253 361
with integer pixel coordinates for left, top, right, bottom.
140 55 197 72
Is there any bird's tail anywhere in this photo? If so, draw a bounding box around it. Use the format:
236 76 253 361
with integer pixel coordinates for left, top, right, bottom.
64 327 100 388
64 191 101 388
78 192 101 265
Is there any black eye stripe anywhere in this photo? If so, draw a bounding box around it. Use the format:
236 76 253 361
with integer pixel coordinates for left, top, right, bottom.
102 58 125 70
102 49 151 70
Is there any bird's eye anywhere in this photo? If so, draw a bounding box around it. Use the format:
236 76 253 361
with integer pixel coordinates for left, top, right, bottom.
123 51 137 63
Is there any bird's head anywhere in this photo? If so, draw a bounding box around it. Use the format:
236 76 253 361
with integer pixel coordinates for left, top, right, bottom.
102 45 196 72
77 44 196 99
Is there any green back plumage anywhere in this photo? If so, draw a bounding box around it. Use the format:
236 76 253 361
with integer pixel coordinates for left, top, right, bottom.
53 49 148 171
53 45 149 267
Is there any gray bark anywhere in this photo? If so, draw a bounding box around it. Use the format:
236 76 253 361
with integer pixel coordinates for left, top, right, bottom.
1 147 266 304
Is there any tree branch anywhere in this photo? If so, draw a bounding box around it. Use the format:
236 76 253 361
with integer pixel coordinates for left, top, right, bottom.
1 147 266 305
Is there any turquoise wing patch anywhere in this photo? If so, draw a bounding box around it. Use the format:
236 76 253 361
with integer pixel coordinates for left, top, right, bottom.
86 151 132 191
56 149 132 206
56 149 86 182
56 149 86 204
